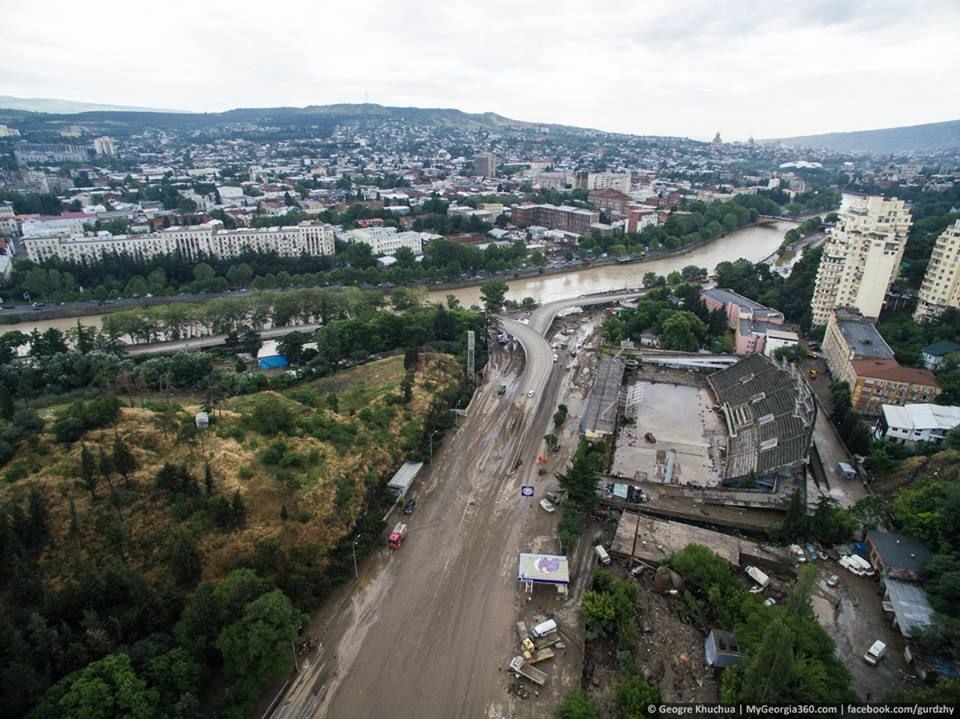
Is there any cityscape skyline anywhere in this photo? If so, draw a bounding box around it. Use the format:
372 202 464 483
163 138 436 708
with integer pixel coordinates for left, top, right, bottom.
3 0 960 140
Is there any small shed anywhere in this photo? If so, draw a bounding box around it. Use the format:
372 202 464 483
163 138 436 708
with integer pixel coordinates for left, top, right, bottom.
704 630 742 668
386 461 423 499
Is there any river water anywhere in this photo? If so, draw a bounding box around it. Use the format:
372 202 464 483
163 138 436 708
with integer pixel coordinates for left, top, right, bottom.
4 221 796 336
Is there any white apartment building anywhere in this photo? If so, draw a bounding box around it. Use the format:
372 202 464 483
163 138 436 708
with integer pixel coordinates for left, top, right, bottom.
23 221 335 264
342 226 425 256
93 136 115 156
21 213 98 238
876 403 960 447
575 171 631 193
810 195 912 326
914 219 960 322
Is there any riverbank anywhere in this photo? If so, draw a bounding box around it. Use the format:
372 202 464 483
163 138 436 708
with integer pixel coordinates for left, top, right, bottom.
0 219 798 336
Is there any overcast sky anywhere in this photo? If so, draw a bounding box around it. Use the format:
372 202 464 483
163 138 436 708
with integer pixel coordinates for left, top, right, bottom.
3 0 959 140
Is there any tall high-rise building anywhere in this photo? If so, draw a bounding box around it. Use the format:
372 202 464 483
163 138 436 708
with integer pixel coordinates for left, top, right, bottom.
810 195 912 326
93 136 115 156
474 152 496 178
914 219 960 323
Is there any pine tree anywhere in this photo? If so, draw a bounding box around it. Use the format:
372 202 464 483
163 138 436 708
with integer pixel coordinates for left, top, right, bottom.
0 383 14 421
204 462 215 497
78 444 97 500
113 435 138 490
231 490 246 527
740 619 794 703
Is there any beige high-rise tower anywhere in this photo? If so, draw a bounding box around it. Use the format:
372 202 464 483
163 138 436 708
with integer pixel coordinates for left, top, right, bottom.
810 195 912 326
914 219 960 323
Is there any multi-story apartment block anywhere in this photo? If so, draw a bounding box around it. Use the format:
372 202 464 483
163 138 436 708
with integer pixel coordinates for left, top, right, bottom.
822 308 939 416
914 220 960 322
587 189 631 216
474 153 497 178
342 226 425 256
511 203 599 235
23 221 335 264
14 143 88 165
574 171 631 193
810 195 912 326
93 136 115 156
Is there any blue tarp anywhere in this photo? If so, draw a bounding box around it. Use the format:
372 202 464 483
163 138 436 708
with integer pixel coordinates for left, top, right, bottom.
258 355 288 369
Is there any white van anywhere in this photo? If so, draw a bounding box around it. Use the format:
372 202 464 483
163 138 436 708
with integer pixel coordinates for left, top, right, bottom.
530 619 558 639
594 545 611 565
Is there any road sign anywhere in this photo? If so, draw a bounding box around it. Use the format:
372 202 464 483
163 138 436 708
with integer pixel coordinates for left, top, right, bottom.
520 485 534 497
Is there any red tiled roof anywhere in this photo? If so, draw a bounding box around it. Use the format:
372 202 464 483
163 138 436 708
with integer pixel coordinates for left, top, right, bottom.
851 359 939 387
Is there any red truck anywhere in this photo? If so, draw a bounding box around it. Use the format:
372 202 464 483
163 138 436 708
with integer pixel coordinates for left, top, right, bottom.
387 522 408 550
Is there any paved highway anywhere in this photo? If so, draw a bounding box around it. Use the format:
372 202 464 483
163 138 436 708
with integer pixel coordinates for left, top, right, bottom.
270 294 632 719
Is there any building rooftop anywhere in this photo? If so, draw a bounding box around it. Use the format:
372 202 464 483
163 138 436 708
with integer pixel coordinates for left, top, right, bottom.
851 359 939 386
922 340 960 358
867 530 932 578
580 356 624 438
702 287 769 313
707 354 816 480
882 403 960 432
884 577 934 638
834 310 895 360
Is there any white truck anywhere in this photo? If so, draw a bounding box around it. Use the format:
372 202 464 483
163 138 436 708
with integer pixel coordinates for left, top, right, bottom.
864 640 887 666
594 545 611 565
744 565 771 590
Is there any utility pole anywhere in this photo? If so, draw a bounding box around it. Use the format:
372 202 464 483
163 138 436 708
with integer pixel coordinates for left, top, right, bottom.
629 511 641 572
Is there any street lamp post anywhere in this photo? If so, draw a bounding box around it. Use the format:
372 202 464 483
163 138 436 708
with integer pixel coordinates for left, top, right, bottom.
352 535 361 579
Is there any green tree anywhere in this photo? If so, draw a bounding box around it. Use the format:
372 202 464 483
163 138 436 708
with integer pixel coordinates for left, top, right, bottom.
32 652 159 719
556 689 601 719
113 435 138 490
215 590 306 702
738 619 795 703
479 279 509 314
78 444 97 500
616 676 661 719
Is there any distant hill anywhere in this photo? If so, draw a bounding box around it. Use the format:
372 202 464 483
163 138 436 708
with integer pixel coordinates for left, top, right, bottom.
0 95 182 114
772 119 960 154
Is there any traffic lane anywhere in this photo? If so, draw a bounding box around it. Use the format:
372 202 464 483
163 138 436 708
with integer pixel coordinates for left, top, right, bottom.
500 318 553 400
529 290 643 335
319 357 530 719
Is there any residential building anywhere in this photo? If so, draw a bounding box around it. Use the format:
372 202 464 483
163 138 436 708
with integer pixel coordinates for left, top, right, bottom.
848 360 941 416
511 203 599 235
22 221 335 263
0 125 21 138
0 202 17 237
533 171 569 190
700 288 797 356
342 226 425 256
875 403 960 447
822 308 940 415
866 531 932 583
14 143 88 164
474 152 496 178
822 308 895 386
93 136 115 156
920 340 960 371
574 171 631 193
914 220 960 322
626 207 658 234
21 212 98 238
587 188 631 216
810 195 912 325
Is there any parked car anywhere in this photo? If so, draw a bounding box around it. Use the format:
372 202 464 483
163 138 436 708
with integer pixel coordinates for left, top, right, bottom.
539 498 556 513
827 574 840 587
403 498 416 515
